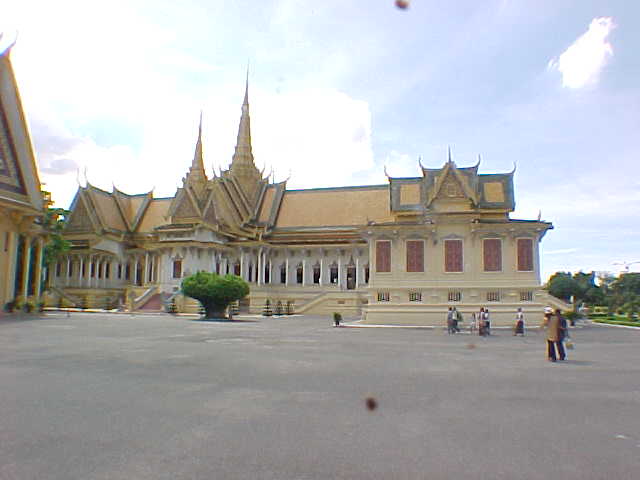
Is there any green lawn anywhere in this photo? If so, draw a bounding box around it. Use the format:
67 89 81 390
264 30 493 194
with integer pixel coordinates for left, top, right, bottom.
592 318 640 328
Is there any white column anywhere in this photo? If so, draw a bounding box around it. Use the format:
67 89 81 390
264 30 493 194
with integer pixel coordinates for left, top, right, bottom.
20 236 32 299
285 256 289 286
258 249 263 286
66 257 71 287
240 252 245 280
33 237 44 300
134 257 139 286
144 252 150 284
302 258 307 286
338 256 343 290
78 256 84 287
355 257 360 288
319 257 324 286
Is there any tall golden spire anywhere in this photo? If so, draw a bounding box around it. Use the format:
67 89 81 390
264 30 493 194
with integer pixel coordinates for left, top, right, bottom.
185 112 208 196
231 70 255 170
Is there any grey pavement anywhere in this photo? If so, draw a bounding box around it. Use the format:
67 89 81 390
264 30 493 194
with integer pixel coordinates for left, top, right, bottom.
0 312 639 479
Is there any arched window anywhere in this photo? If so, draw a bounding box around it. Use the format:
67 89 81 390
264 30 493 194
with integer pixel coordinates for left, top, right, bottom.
364 263 370 283
233 261 241 276
280 263 287 284
313 262 321 284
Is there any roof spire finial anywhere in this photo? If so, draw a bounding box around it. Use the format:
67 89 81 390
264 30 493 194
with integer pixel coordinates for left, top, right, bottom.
231 69 256 171
244 60 250 106
185 111 207 193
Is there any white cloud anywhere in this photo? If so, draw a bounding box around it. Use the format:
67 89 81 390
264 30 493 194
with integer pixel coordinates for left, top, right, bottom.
548 17 615 89
252 88 374 188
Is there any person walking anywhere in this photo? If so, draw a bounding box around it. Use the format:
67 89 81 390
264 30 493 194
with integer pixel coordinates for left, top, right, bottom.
483 308 491 336
446 307 455 334
478 307 485 336
470 312 477 333
514 307 525 336
555 309 567 360
453 307 461 333
541 308 564 362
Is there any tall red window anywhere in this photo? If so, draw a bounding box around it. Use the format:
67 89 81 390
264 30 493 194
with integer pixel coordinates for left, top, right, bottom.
406 240 424 272
517 238 534 271
376 240 391 272
483 238 502 272
172 259 182 279
444 239 463 272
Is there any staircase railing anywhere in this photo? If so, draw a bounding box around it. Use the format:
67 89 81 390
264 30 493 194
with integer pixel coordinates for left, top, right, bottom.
132 286 157 310
50 286 81 308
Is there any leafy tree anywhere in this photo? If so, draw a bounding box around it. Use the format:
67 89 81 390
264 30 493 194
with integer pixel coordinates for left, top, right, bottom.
547 272 580 302
609 273 640 317
547 271 603 310
42 206 71 289
181 272 249 319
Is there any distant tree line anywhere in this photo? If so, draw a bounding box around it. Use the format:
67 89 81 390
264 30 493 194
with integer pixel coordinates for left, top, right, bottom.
546 271 640 318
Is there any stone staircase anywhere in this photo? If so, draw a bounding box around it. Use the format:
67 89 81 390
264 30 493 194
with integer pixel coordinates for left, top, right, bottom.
138 293 163 311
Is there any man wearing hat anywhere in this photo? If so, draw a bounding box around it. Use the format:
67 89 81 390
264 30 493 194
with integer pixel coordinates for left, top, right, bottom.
541 307 565 361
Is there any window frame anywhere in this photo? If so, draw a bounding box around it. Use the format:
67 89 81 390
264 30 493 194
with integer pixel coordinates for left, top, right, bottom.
375 240 392 273
516 237 535 272
482 237 503 272
406 239 425 273
444 239 463 273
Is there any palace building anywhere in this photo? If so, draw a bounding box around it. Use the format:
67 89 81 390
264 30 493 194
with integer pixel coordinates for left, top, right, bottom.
0 42 48 310
50 79 563 324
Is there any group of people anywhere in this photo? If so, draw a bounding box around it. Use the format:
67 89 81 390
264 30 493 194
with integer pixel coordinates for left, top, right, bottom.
446 306 571 362
446 307 492 336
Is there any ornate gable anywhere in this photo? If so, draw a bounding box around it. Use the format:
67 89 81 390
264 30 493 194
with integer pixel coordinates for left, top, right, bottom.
203 197 217 225
424 158 479 209
0 103 27 197
169 188 201 222
65 192 99 232
435 171 466 200
0 47 42 212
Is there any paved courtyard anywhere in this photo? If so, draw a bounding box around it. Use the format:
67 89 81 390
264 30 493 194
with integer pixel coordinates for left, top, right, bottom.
0 312 639 479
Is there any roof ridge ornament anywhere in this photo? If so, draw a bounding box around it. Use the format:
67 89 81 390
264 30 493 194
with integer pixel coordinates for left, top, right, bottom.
0 31 18 57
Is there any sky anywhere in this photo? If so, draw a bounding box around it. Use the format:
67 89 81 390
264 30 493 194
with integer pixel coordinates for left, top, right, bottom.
2 0 639 281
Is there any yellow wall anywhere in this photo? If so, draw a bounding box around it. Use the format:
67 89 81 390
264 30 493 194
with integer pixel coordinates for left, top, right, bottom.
0 213 18 306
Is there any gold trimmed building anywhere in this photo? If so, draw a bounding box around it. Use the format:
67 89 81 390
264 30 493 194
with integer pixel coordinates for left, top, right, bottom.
0 42 48 310
50 80 565 324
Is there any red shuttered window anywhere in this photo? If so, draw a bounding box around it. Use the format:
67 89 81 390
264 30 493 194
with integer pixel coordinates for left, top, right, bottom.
483 238 502 272
376 240 391 272
172 260 182 279
517 238 534 271
444 239 463 272
406 240 424 272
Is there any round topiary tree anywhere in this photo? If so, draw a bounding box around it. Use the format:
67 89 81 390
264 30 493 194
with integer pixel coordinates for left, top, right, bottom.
181 272 249 319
